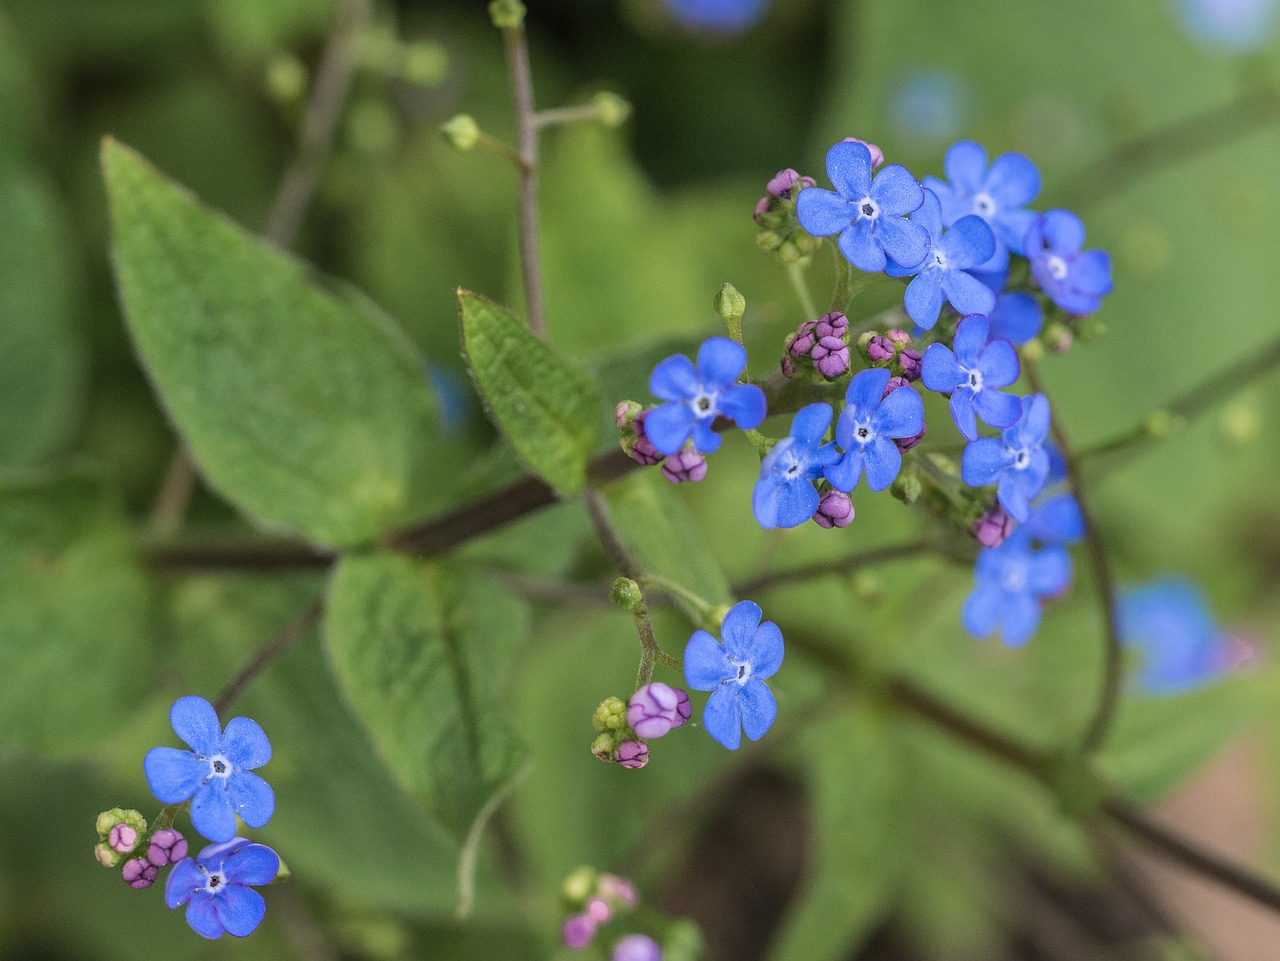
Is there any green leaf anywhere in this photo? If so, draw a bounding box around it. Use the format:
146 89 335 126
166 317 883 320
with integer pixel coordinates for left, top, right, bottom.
458 289 601 495
0 473 154 755
101 138 437 549
325 552 530 843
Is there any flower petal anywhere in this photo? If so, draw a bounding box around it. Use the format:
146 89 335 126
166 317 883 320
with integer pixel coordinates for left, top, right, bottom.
972 389 1024 431
746 620 784 679
227 771 274 829
951 314 990 365
186 893 226 940
961 583 1003 639
796 187 853 237
170 695 222 756
838 220 885 273
774 478 819 528
790 403 833 446
144 747 206 804
221 717 270 770
1028 545 1072 596
738 678 778 742
214 884 267 939
649 354 699 401
875 216 930 271
921 343 962 393
191 783 237 843
944 140 988 195
684 630 732 690
871 164 925 217
985 151 1040 207
860 437 900 491
999 593 1042 647
696 336 747 388
940 215 996 269
721 600 763 658
691 417 722 454
844 367 892 415
165 857 204 909
997 471 1034 523
1009 394 1051 447
1034 209 1085 255
976 338 1019 387
823 451 863 492
873 382 924 438
224 843 281 887
903 271 944 329
702 684 742 750
1070 249 1113 296
949 390 978 441
718 383 767 430
940 268 996 317
825 140 873 200
988 292 1041 345
1025 494 1085 544
751 477 781 530
961 437 1011 487
643 402 694 456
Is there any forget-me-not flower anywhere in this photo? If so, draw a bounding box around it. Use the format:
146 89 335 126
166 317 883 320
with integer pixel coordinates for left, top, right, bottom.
684 600 783 750
752 403 841 529
796 141 930 273
144 695 274 843
1025 210 1113 315
1020 492 1085 546
885 190 996 329
824 368 925 493
165 838 280 939
645 337 766 456
963 536 1071 646
924 140 1041 272
961 393 1051 522
921 314 1022 440
664 0 769 33
987 291 1043 346
1118 578 1237 694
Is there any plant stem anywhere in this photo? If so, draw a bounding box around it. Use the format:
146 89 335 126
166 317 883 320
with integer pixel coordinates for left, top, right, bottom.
501 19 546 338
829 243 850 313
532 103 601 129
640 572 715 622
213 601 325 717
786 260 818 319
733 538 937 596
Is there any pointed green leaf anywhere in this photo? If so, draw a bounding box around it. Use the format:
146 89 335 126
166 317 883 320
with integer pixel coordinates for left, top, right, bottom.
102 138 437 549
458 289 600 494
325 552 530 843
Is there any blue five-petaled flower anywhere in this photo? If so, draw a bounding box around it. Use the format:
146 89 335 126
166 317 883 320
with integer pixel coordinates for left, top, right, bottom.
960 393 1051 522
962 535 1071 647
885 189 996 329
144 695 275 843
684 600 783 750
1118 578 1236 695
921 314 1022 441
166 838 280 939
1025 210 1113 315
796 140 930 273
751 403 841 529
646 337 767 456
824 368 924 493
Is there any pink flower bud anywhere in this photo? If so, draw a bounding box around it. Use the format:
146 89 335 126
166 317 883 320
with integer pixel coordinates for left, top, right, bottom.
563 914 597 949
122 857 158 889
972 507 1015 548
841 137 885 170
813 489 855 529
616 741 649 769
661 449 707 484
108 824 138 854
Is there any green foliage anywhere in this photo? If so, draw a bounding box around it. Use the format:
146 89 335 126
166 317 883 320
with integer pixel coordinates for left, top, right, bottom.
102 139 439 548
0 473 154 755
325 552 530 845
458 289 601 494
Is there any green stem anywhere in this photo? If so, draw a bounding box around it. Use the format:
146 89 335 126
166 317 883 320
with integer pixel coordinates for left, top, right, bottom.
501 19 546 338
640 572 716 622
786 260 818 319
829 243 850 313
733 538 937 597
474 131 526 170
532 103 601 129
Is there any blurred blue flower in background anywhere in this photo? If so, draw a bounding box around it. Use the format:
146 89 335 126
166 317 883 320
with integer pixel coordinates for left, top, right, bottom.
888 70 970 147
1118 577 1240 694
1173 0 1278 51
664 0 769 33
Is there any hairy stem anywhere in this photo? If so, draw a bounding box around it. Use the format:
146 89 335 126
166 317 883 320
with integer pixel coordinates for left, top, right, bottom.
502 20 546 338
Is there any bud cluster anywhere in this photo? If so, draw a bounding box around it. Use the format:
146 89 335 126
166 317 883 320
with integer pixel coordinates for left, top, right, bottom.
615 402 708 484
590 682 692 769
94 808 189 890
754 168 822 263
782 311 851 380
860 328 923 382
560 867 652 957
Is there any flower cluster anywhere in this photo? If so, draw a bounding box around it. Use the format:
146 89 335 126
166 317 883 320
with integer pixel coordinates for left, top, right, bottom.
560 868 660 960
590 683 691 769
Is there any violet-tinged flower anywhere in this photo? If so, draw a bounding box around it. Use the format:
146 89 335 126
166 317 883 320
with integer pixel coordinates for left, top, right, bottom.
564 914 597 950
921 314 1022 441
144 695 274 843
646 337 766 456
796 141 930 273
755 168 816 222
814 311 849 339
665 0 769 34
813 489 854 528
972 506 1014 548
883 376 927 450
825 368 924 493
627 682 692 739
166 838 280 940
960 394 1051 522
123 857 158 889
885 190 996 330
1025 210 1113 315
661 449 708 484
614 934 663 961
867 336 896 363
147 829 189 867
586 898 611 923
1118 578 1236 694
788 320 818 358
752 404 841 529
923 140 1041 270
987 291 1043 345
684 600 783 750
963 536 1071 647
616 741 649 769
109 824 139 854
779 355 797 378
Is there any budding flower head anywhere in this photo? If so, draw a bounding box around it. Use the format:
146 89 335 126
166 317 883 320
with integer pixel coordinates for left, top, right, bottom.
591 732 616 762
812 489 854 528
842 136 885 170
593 696 628 732
96 807 147 840
563 913 597 950
615 400 643 431
972 506 1015 548
615 740 649 769
592 91 631 128
440 114 480 150
108 823 139 854
95 842 121 868
613 933 663 961
147 829 188 867
627 682 692 739
811 336 850 379
122 857 158 889
661 449 708 484
488 0 527 29
714 283 746 327
599 873 640 908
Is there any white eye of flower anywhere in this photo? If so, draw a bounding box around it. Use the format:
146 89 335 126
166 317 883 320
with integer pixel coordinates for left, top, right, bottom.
973 192 996 217
1045 254 1068 281
858 197 879 220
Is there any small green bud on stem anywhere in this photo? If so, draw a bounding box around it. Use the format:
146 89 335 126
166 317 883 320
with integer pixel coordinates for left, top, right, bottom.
440 114 480 151
610 577 645 613
489 0 527 29
591 91 632 128
714 283 747 343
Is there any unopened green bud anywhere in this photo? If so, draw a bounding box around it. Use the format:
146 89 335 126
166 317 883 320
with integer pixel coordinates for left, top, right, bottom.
265 53 308 104
96 807 146 839
1220 401 1260 447
488 0 527 29
1144 409 1184 439
777 239 801 262
850 571 885 605
1021 339 1045 363
925 453 960 478
95 842 121 868
561 866 598 908
754 230 782 254
1077 318 1107 343
714 283 746 327
591 731 616 762
593 696 627 733
890 470 921 504
401 41 448 87
592 91 631 128
1042 320 1073 355
440 114 480 151
610 577 644 613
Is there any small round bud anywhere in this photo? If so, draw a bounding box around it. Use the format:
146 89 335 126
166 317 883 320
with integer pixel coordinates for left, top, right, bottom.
627 682 690 739
1042 321 1073 354
779 355 797 378
972 506 1015 548
592 91 632 128
599 874 640 908
890 471 922 504
146 829 188 867
610 577 644 613
591 732 617 762
593 695 628 732
708 604 733 631
586 897 611 923
95 842 121 868
894 420 927 452
615 740 649 769
896 348 923 381
488 0 527 29
812 336 850 379
714 283 746 326
440 114 480 151
813 489 854 529
613 934 663 961
886 328 911 344
866 335 896 363
561 866 598 907
856 330 876 350
563 914 597 950
764 168 802 198
1021 338 1046 363
615 400 642 431
1077 318 1107 343
789 321 818 359
265 53 308 104
814 311 848 339
661 450 708 484
401 42 448 88
122 857 158 889
96 808 146 840
841 137 885 170
108 824 139 854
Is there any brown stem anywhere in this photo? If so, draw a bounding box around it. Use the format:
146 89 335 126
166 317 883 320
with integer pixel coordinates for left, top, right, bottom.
213 601 325 717
502 21 546 338
732 538 936 597
147 443 197 536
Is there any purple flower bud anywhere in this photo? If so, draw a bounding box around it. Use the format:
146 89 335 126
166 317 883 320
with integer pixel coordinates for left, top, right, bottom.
563 914 597 950
972 506 1015 548
613 933 663 961
108 824 139 854
616 740 649 769
780 355 797 378
122 857 158 889
146 829 188 867
615 400 636 431
661 449 707 484
811 336 850 379
627 682 690 739
599 874 640 908
789 321 817 358
886 328 911 345
813 311 848 339
882 377 927 450
813 489 855 529
753 195 772 223
586 897 612 923
897 348 923 381
841 137 885 170
628 409 663 466
765 168 802 198
867 336 896 362
672 688 692 727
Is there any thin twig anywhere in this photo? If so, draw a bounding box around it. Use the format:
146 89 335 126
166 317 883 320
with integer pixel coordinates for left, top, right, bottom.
532 103 600 129
213 601 325 717
148 444 197 536
501 20 546 338
733 538 935 597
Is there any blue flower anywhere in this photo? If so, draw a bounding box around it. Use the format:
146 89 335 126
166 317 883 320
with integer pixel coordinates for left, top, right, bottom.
1174 0 1278 52
1118 578 1235 694
165 838 280 939
885 190 995 330
144 695 274 843
1025 210 1113 315
960 394 1051 522
665 0 769 33
924 140 1041 271
1019 492 1085 546
824 368 924 493
921 314 1022 440
963 536 1071 647
752 404 841 529
684 600 783 750
985 291 1042 346
796 141 930 273
646 337 766 456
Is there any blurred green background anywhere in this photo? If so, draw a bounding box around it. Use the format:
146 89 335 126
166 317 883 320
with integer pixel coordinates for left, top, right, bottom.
2 0 1280 958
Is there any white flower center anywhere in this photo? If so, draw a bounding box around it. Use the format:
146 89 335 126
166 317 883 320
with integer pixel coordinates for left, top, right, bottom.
853 420 876 446
1001 561 1028 593
691 391 717 418
1012 447 1031 470
931 248 949 270
857 196 880 221
973 192 996 218
205 754 231 779
203 870 226 895
964 367 984 392
1045 254 1068 281
731 659 753 685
